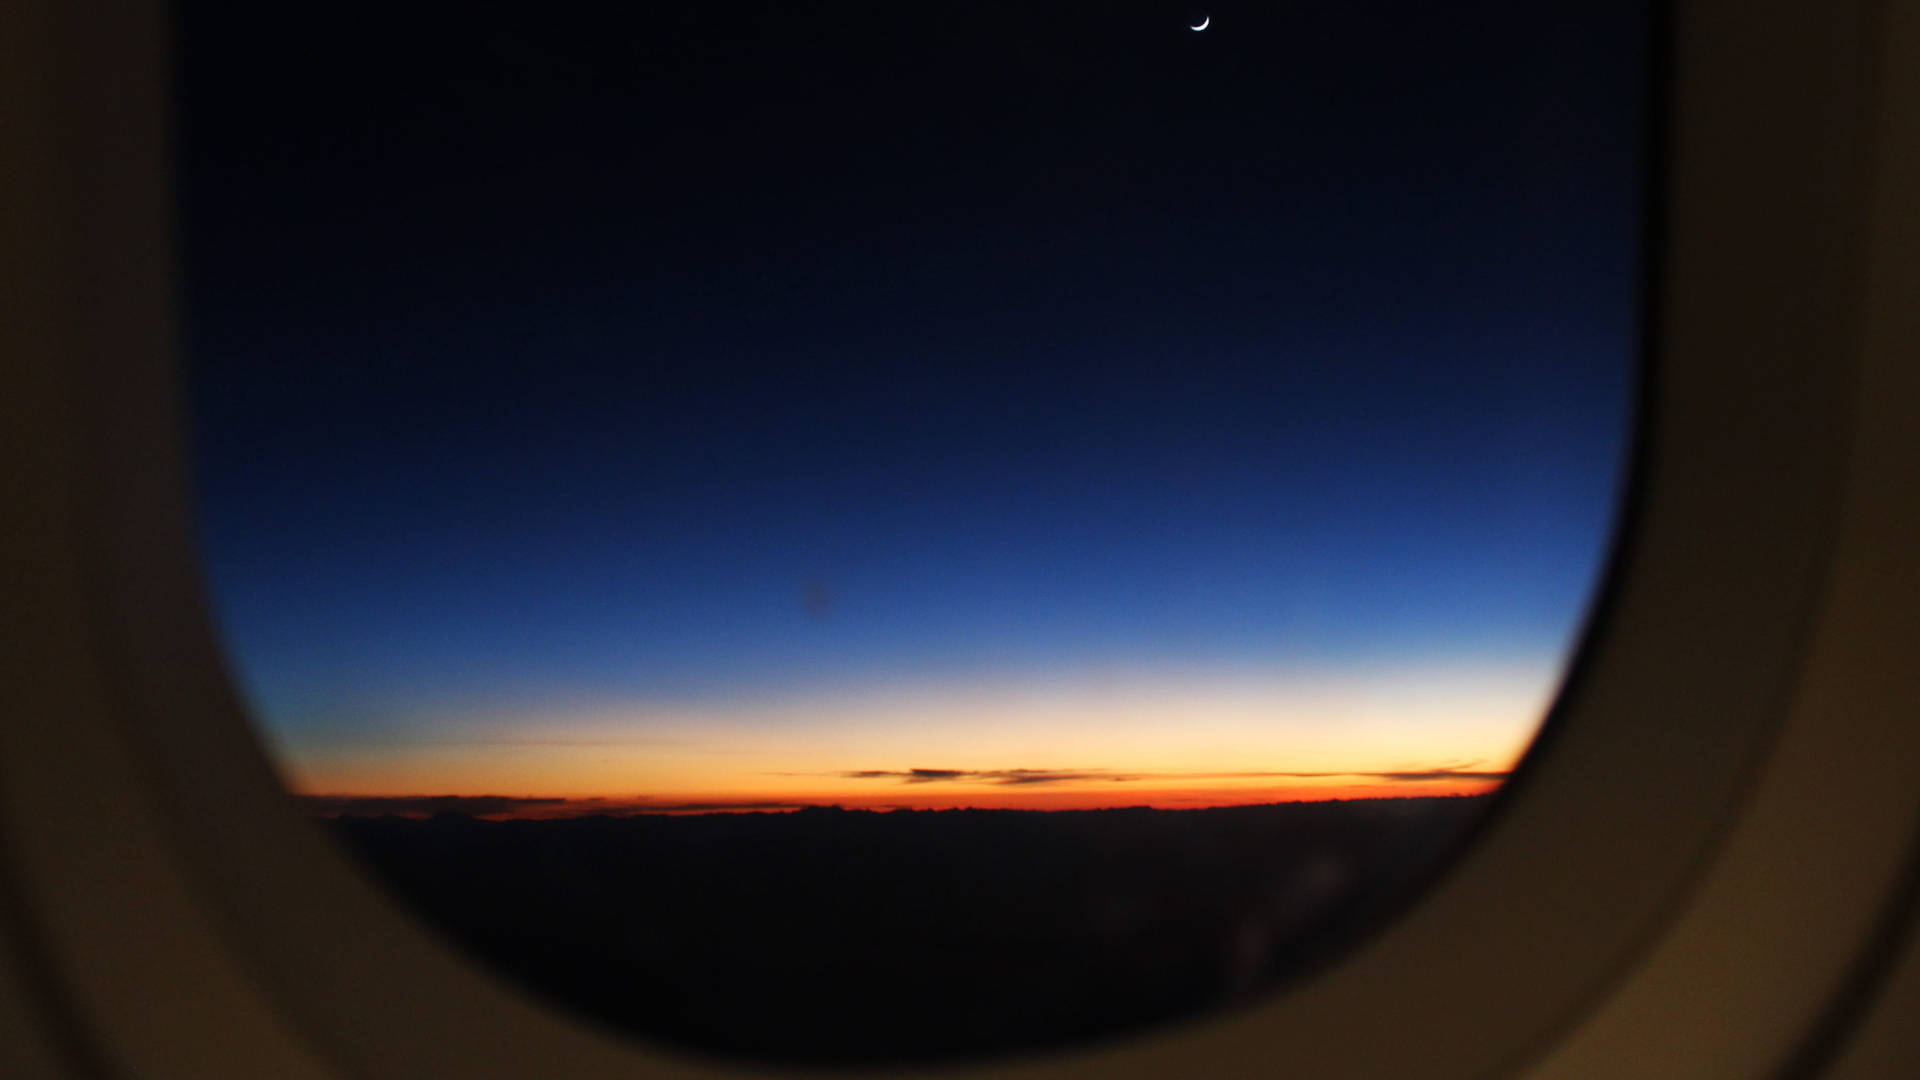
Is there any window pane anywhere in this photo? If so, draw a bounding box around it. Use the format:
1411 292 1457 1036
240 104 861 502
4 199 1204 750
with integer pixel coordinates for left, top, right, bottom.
178 0 1644 1065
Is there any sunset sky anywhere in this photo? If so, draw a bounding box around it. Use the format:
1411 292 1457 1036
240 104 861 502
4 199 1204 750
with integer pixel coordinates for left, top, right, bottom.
178 0 1643 816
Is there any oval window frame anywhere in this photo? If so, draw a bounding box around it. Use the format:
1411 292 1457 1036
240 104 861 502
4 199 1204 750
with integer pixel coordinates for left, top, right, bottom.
4 1 1920 1078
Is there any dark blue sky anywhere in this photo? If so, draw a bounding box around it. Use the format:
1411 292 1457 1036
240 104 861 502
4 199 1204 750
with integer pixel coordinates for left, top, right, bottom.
176 0 1645 790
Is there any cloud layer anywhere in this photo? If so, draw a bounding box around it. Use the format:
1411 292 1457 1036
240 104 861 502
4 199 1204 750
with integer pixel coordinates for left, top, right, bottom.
838 765 1510 787
842 768 1143 785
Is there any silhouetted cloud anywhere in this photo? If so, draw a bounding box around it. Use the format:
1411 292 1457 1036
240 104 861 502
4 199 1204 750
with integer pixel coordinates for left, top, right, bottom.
1365 769 1510 781
991 769 1143 785
799 581 835 618
902 769 966 783
835 764 1510 786
299 794 571 818
839 768 1140 786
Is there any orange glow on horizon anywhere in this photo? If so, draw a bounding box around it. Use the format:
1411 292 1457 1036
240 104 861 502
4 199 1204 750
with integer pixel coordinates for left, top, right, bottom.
268 662 1544 821
295 776 1506 819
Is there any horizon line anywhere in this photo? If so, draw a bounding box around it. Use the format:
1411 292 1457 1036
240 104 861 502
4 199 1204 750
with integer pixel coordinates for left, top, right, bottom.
295 787 1504 820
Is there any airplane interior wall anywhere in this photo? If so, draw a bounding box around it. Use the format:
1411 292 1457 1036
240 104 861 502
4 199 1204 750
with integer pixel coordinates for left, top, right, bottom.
3 1 1918 1078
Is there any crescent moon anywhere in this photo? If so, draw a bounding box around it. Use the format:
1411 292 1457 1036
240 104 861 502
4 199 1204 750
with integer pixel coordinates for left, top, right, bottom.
1191 15 1210 31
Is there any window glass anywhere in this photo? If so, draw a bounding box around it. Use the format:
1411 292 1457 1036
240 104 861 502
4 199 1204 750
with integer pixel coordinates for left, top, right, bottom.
179 0 1644 1065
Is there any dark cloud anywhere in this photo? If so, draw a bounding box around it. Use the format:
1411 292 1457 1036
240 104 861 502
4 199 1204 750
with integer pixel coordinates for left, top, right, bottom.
299 794 570 818
1166 767 1513 782
991 769 1143 786
839 768 1140 787
841 769 964 782
1367 769 1511 781
799 581 835 618
837 764 1511 786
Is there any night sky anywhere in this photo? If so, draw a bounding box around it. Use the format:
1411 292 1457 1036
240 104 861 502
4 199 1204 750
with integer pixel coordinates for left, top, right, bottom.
177 1 1645 812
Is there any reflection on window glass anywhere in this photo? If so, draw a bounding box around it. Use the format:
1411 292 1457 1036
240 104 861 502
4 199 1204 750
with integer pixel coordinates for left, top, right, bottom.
179 0 1643 1065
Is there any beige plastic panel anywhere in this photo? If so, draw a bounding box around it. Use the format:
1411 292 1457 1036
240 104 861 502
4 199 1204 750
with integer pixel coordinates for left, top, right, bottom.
2 2 1918 1079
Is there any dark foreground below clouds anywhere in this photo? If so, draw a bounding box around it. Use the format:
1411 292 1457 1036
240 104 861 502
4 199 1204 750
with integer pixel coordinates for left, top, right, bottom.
329 796 1491 1066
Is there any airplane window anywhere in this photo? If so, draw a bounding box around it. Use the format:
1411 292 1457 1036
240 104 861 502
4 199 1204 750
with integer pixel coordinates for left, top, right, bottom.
175 0 1644 1067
